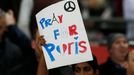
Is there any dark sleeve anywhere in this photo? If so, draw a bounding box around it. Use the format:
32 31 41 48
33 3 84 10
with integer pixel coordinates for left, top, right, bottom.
99 64 105 75
99 64 110 75
6 25 32 53
49 69 62 75
6 25 38 75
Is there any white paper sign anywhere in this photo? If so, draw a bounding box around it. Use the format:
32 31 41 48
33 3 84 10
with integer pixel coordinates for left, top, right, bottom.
36 0 93 69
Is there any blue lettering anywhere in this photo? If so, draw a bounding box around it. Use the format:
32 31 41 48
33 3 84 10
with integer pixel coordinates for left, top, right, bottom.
56 45 61 53
54 29 60 40
45 19 52 27
39 18 45 29
43 43 55 62
39 18 52 29
74 36 79 54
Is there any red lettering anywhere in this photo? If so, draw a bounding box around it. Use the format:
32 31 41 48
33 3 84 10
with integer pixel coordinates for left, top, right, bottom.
63 44 67 53
68 42 74 55
58 15 63 23
79 41 87 53
69 25 78 36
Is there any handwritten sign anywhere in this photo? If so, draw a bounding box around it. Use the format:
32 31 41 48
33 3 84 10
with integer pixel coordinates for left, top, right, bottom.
36 0 93 69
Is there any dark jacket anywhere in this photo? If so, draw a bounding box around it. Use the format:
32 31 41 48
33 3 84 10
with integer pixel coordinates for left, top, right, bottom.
48 66 73 75
0 26 37 75
99 58 126 75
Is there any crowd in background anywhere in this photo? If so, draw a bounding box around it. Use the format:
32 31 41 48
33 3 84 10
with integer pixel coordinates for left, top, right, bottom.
0 0 134 75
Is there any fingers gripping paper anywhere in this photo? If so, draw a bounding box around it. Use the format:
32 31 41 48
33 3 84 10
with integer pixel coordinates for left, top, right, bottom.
36 0 93 69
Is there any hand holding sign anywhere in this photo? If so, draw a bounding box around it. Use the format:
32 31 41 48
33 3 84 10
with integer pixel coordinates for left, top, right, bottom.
36 0 93 69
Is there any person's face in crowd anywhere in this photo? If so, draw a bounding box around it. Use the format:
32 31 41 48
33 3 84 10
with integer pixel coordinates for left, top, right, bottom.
110 36 128 62
74 62 97 75
0 10 15 41
125 50 134 75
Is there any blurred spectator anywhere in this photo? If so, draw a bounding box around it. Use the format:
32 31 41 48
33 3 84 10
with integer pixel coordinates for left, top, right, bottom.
1 0 34 37
99 33 128 75
124 50 134 75
72 55 99 75
85 21 104 46
0 9 37 75
0 0 21 21
123 0 134 40
0 0 35 37
78 0 112 20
